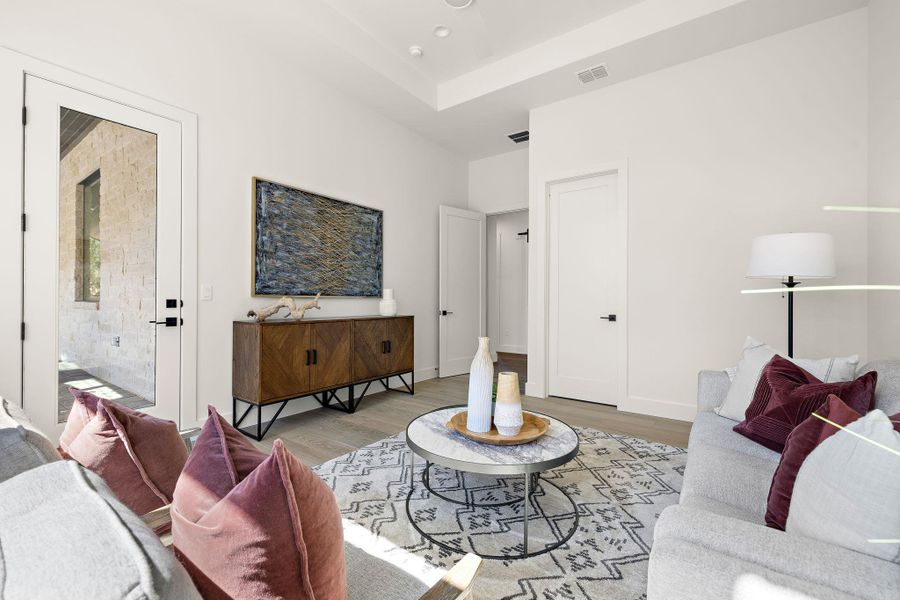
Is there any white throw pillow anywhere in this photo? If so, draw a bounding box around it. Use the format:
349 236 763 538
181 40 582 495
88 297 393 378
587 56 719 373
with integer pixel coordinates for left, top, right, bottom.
715 337 859 421
786 410 900 562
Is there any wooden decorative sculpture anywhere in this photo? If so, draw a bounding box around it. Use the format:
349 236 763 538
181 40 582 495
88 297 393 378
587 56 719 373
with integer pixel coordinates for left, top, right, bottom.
247 293 321 322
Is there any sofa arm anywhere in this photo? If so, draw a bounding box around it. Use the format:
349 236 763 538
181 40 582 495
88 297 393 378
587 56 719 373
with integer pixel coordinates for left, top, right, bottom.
697 370 730 413
649 505 899 600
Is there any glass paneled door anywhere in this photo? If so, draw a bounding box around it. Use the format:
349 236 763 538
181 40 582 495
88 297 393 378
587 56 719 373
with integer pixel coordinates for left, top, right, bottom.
23 75 182 438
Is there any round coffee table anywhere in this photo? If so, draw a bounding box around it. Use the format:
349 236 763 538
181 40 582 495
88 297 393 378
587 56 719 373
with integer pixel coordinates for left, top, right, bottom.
405 405 580 559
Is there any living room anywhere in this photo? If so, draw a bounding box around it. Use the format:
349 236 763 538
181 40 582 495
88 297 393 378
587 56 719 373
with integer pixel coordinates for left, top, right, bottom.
0 1 897 598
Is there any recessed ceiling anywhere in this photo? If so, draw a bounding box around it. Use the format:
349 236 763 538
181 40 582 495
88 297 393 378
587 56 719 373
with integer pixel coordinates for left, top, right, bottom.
322 0 644 82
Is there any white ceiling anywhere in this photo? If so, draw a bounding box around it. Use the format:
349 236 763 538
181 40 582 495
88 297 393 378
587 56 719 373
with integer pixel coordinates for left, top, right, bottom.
323 0 644 82
201 0 867 159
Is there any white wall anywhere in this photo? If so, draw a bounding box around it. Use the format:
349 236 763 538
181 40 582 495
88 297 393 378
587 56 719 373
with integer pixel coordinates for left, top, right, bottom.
527 10 870 420
0 1 467 426
867 0 900 361
487 211 529 357
468 148 529 214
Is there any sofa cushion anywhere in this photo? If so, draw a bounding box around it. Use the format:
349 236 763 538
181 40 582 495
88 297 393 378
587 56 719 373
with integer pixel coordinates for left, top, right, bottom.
65 398 188 516
0 460 200 600
0 397 61 483
787 410 900 562
765 395 862 530
681 442 777 520
689 412 781 460
733 356 876 453
860 359 900 415
650 505 899 600
172 406 346 600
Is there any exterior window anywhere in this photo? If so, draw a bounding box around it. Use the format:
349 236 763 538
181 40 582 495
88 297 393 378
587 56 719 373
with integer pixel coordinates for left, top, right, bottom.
80 170 101 302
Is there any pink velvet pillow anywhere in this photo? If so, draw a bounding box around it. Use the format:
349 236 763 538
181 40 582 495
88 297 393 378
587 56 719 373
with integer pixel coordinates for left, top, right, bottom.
59 387 101 453
172 406 346 600
62 392 188 516
734 356 877 452
765 395 862 530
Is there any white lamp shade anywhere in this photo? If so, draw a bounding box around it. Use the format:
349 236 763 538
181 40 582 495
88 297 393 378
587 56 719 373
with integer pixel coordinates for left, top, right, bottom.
746 233 836 279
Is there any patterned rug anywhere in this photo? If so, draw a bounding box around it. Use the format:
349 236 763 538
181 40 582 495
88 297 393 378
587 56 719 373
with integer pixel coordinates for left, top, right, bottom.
314 427 687 600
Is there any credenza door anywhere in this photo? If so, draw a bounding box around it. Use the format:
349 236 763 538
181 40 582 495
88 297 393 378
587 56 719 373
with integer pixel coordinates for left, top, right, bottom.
352 320 386 381
260 323 311 402
311 321 352 390
386 317 414 375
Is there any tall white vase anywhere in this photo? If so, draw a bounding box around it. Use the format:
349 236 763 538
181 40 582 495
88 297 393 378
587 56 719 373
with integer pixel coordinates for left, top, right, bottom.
466 337 494 433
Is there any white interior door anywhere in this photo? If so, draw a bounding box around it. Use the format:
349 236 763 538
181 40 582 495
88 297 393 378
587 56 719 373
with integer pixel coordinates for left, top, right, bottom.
23 75 182 437
548 174 623 404
439 206 486 377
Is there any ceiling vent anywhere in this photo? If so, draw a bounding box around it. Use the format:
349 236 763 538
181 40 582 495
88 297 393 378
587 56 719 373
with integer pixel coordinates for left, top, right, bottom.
576 63 608 84
508 130 529 144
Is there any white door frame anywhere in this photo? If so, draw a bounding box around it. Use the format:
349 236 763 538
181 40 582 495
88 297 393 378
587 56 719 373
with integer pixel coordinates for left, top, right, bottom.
0 47 199 429
526 161 628 406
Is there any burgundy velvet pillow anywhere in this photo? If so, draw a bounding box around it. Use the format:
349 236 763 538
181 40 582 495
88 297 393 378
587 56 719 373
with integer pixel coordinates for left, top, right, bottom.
765 394 862 530
63 394 189 516
733 356 876 452
172 406 346 600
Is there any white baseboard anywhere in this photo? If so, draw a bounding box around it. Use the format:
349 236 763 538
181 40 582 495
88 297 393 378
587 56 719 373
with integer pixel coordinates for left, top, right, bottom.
620 395 697 422
524 381 545 398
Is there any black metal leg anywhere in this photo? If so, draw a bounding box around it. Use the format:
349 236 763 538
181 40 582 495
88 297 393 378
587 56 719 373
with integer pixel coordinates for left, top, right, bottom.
397 373 414 395
234 401 253 428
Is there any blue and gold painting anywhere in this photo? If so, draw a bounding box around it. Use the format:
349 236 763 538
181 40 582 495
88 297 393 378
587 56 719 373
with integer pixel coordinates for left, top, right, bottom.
253 178 383 297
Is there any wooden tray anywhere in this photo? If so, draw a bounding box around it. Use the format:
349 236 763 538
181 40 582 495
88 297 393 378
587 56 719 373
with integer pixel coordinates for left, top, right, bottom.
447 411 550 446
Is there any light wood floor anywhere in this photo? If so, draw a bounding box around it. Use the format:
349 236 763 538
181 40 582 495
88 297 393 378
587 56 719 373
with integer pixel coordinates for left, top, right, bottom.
251 373 692 465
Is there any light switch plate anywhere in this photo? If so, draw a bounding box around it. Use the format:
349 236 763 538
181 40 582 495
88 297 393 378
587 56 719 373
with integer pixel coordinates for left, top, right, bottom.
200 284 213 301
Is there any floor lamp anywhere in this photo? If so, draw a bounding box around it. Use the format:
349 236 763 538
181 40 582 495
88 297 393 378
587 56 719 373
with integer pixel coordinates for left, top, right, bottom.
746 233 836 357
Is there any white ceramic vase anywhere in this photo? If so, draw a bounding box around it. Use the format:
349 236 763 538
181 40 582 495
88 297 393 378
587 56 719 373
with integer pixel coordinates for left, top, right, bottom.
493 371 523 436
466 337 494 433
379 288 397 316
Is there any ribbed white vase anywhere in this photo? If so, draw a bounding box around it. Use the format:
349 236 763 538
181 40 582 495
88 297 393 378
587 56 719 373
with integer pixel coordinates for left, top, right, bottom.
379 289 397 316
466 337 494 433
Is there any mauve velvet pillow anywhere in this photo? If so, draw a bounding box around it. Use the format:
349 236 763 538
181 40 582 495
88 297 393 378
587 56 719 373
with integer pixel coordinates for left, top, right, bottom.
733 356 877 452
63 394 188 516
765 395 862 530
59 387 102 454
172 406 346 600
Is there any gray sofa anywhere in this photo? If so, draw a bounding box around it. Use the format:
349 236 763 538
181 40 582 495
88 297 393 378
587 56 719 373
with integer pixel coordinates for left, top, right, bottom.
648 360 900 600
0 397 478 600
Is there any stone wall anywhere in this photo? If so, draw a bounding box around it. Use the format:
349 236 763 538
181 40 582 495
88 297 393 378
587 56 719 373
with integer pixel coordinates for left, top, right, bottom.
58 120 157 401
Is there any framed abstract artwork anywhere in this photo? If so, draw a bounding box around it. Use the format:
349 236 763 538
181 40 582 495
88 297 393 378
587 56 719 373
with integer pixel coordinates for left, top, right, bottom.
252 178 383 297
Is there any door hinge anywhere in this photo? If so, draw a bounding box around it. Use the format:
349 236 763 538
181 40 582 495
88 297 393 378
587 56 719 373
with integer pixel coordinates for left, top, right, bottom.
21 106 26 126
20 322 25 341
21 213 26 232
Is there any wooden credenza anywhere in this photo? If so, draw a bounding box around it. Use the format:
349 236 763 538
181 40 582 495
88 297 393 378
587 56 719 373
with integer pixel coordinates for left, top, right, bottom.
233 315 414 440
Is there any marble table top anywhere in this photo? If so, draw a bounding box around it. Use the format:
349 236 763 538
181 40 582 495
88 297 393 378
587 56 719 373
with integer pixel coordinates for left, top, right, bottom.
405 406 579 475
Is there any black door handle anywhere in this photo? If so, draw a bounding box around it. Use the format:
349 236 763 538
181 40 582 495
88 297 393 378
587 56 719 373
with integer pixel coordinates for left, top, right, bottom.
312 349 318 364
306 350 311 366
381 341 387 353
600 314 617 322
386 340 391 353
439 310 453 316
149 317 180 327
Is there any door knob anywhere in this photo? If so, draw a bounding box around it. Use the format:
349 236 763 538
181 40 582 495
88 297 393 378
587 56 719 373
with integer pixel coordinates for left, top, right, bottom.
149 317 181 327
600 314 617 322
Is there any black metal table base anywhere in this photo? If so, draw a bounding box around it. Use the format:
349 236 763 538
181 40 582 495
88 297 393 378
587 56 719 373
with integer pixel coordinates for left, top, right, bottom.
232 371 414 441
405 460 580 561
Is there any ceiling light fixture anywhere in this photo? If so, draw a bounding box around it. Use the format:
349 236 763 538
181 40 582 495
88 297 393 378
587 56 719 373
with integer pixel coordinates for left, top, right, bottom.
433 25 451 39
408 45 424 58
444 0 474 8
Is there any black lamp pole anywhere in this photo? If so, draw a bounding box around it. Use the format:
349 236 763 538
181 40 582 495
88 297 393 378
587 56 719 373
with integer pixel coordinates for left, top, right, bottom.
782 276 800 358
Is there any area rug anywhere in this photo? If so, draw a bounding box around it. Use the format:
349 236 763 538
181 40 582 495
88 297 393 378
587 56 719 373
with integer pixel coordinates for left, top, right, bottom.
314 426 687 600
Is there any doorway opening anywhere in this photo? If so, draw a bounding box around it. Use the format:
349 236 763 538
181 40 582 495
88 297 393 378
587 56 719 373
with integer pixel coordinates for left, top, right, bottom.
487 209 528 393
